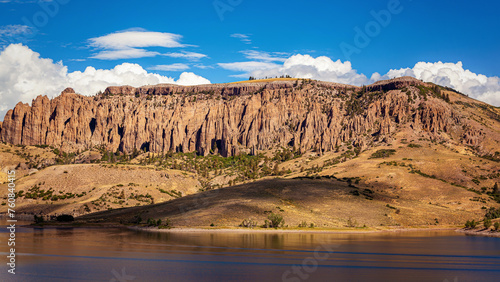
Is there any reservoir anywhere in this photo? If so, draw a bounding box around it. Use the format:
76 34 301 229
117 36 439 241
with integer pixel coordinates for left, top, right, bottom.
1 221 499 281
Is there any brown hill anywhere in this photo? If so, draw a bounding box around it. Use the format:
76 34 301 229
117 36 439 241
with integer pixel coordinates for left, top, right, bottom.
76 176 491 228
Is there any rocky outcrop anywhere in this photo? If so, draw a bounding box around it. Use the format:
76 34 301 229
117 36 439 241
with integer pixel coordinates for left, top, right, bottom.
0 77 489 156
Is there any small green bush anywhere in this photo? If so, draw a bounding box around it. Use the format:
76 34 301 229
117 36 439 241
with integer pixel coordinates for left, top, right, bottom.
369 149 396 159
298 221 308 228
485 207 500 219
467 219 478 228
147 218 156 226
34 215 44 224
240 218 257 228
484 218 492 229
265 213 284 228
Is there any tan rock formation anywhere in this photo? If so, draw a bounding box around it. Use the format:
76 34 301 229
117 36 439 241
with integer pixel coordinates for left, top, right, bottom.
0 77 493 157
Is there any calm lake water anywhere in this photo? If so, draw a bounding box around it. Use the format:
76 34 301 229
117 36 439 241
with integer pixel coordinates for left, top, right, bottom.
1 221 500 281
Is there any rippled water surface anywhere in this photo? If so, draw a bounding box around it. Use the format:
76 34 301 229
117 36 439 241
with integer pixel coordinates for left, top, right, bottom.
1 221 499 281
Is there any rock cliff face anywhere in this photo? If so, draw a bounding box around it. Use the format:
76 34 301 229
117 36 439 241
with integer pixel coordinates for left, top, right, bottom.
0 77 493 156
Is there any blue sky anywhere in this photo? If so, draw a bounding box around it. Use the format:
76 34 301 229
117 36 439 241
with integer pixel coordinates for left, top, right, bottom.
0 0 499 116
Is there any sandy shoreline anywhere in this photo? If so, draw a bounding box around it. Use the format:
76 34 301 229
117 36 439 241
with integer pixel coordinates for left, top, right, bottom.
126 225 460 234
21 222 500 238
455 229 500 237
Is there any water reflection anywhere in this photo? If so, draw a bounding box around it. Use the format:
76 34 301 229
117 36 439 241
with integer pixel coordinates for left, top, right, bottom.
0 222 499 282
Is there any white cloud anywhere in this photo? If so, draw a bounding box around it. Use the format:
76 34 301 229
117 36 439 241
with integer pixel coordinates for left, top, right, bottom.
176 72 211 86
149 63 190 71
0 0 36 3
0 24 32 36
0 24 33 46
218 61 280 72
0 0 42 3
90 48 160 60
247 54 369 85
231 54 500 106
194 64 214 69
240 50 288 62
163 51 207 60
89 30 185 50
88 29 196 60
230 33 251 44
0 44 211 119
373 61 500 106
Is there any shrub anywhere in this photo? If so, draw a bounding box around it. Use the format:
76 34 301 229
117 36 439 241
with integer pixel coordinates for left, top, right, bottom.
240 218 257 228
349 190 360 196
147 218 156 226
298 221 308 228
494 222 499 231
485 207 500 219
56 214 74 222
132 215 142 224
266 213 284 228
159 218 172 229
347 217 357 227
484 218 492 229
470 220 478 228
34 215 44 224
369 149 396 159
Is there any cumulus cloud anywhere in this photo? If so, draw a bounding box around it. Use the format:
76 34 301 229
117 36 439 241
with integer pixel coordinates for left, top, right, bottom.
224 54 499 106
0 44 211 119
247 54 369 85
372 61 500 106
175 72 211 85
